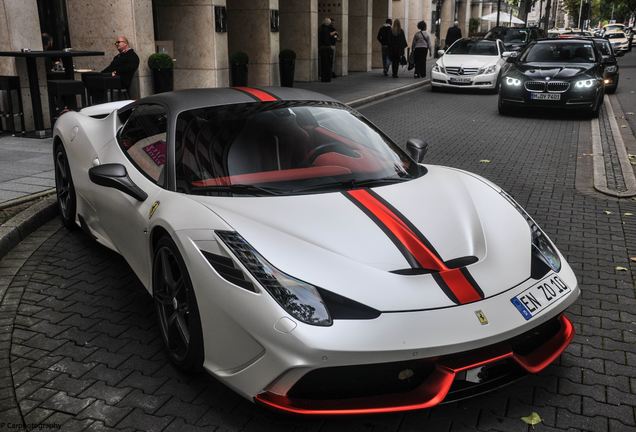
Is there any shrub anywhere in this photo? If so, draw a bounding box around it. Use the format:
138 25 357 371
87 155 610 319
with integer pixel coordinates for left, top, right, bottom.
147 53 173 70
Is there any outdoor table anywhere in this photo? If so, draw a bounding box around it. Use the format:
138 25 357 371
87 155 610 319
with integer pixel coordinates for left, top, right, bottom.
0 49 104 137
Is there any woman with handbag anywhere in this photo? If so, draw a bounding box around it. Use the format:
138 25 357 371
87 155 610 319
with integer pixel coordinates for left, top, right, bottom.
388 19 407 78
411 21 433 78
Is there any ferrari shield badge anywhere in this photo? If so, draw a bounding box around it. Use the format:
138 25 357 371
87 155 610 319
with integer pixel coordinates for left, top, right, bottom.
149 201 160 219
475 310 488 325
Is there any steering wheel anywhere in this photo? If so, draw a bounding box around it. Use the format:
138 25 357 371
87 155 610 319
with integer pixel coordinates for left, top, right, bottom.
302 142 358 166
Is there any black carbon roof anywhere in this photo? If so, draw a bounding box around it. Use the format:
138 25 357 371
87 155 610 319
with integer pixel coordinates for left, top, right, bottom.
137 87 338 113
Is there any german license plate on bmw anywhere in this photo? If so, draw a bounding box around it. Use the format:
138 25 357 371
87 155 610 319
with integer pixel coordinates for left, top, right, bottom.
511 274 570 320
531 93 560 101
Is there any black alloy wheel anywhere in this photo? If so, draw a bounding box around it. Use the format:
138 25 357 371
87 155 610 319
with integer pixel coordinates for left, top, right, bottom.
153 236 204 371
498 96 510 116
54 144 77 229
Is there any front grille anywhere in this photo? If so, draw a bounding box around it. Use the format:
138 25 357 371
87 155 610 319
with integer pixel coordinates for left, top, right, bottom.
525 81 546 92
446 66 479 76
547 81 570 92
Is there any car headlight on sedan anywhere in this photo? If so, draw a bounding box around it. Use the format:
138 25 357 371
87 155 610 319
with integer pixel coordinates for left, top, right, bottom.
575 79 595 88
432 64 445 74
480 65 498 75
505 77 522 86
605 65 617 73
500 191 562 275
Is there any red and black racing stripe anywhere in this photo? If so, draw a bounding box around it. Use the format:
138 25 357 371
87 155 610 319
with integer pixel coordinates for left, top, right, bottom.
233 86 279 102
344 188 484 305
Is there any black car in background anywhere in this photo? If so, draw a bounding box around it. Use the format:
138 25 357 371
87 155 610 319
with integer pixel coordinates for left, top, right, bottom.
485 26 546 52
498 38 605 117
591 37 619 93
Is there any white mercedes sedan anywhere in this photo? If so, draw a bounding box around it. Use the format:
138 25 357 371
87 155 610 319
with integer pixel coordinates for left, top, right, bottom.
431 38 509 92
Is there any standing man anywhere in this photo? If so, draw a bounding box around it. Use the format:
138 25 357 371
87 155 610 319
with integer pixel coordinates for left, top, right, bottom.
102 35 140 94
328 18 340 78
318 18 335 81
377 18 393 76
445 21 462 49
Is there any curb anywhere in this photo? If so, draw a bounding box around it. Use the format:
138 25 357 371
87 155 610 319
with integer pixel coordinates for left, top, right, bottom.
0 196 58 260
347 79 430 107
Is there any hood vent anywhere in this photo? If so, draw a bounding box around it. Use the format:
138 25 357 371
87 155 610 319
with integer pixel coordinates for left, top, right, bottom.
202 251 256 292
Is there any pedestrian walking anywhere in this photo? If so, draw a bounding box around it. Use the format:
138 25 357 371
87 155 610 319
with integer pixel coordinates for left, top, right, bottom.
445 21 462 49
388 19 407 78
411 21 433 78
377 18 393 76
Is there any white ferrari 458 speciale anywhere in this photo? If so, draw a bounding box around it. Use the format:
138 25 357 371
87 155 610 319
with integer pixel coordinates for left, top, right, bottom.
53 87 579 415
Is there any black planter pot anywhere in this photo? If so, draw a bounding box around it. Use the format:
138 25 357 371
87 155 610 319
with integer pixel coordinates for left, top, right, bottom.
279 59 295 87
151 69 173 94
319 46 332 82
231 63 248 86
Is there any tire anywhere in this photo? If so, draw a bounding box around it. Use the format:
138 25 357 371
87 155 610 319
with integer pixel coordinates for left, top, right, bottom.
54 144 77 229
153 236 204 372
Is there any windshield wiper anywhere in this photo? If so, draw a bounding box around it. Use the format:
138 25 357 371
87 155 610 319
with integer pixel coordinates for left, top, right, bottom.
191 183 284 196
290 177 410 194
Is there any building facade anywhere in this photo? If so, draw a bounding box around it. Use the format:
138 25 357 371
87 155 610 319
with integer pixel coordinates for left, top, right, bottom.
1 0 518 129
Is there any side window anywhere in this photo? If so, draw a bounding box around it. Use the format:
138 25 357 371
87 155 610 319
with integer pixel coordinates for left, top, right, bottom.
117 104 168 185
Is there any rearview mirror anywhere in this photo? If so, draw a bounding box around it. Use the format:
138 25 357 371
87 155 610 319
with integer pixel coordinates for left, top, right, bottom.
406 138 429 163
89 163 148 202
437 49 445 57
502 51 514 58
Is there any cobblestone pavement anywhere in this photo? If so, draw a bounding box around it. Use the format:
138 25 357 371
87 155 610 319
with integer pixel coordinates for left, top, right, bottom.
2 57 636 431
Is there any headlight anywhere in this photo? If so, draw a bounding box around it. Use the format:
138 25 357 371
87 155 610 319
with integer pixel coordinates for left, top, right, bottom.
216 231 332 326
480 65 497 75
432 64 445 73
605 65 617 73
575 79 595 88
500 191 562 275
505 77 521 86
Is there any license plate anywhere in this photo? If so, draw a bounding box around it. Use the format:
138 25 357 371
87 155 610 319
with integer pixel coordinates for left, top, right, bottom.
511 274 570 320
450 77 472 83
531 93 561 100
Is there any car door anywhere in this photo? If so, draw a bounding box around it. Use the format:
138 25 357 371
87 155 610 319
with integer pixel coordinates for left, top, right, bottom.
91 103 169 286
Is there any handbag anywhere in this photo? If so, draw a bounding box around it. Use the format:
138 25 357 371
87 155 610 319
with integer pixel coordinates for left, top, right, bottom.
407 49 415 70
399 54 407 66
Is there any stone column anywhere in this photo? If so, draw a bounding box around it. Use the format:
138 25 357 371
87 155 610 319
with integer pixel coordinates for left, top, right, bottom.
471 2 481 34
227 0 279 86
458 0 471 36
154 0 229 89
280 0 317 81
66 0 155 98
406 0 423 50
371 0 390 69
348 0 372 71
0 0 48 129
439 0 454 48
318 0 348 77
485 2 493 30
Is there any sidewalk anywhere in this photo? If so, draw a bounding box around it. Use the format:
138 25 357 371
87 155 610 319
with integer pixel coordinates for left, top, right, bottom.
0 67 431 208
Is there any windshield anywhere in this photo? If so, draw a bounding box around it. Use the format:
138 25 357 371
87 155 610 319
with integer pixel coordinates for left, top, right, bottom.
502 29 529 44
521 42 596 63
447 39 498 55
606 33 626 39
174 102 422 196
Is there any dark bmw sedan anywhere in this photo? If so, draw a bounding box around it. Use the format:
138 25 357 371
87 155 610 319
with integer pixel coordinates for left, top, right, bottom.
498 39 605 117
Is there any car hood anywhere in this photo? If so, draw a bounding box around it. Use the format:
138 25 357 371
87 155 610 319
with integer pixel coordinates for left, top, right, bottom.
191 166 532 311
515 63 595 79
441 54 499 69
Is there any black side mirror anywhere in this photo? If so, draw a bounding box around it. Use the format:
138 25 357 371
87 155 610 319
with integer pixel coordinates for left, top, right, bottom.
406 138 429 163
89 163 148 202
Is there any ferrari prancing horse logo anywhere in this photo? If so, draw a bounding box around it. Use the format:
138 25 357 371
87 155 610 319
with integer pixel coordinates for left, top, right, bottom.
149 201 160 219
475 310 488 325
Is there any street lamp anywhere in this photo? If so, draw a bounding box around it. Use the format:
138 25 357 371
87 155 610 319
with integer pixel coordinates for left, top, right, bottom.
578 0 585 29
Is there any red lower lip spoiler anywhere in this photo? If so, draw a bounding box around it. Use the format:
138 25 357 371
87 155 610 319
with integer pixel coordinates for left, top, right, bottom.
255 314 574 415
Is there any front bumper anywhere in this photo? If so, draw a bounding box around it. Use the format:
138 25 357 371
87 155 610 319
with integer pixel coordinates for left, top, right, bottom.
499 81 602 109
431 70 498 89
255 314 574 414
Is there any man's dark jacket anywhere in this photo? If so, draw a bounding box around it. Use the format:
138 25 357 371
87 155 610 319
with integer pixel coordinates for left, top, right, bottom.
319 24 333 47
377 25 392 46
101 49 140 91
445 26 462 48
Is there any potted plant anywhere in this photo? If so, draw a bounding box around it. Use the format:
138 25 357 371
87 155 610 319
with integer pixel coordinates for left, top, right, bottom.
148 53 174 94
279 49 296 87
230 51 249 86
469 18 480 36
